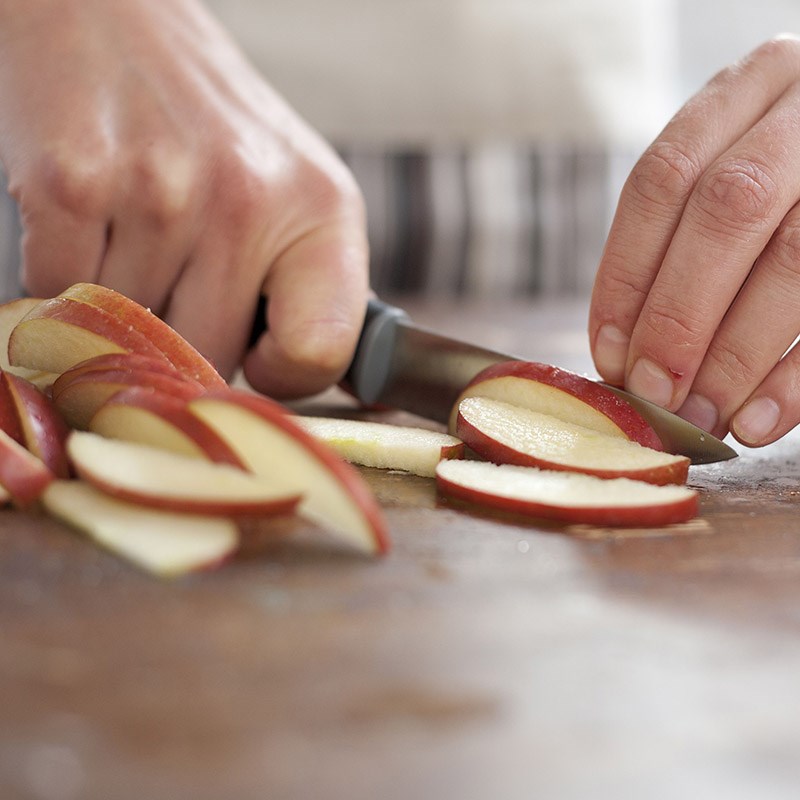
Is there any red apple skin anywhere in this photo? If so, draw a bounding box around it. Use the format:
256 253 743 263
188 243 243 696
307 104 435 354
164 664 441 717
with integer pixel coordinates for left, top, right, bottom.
0 427 54 508
56 352 186 382
436 472 699 527
456 407 689 486
450 361 664 451
53 368 208 430
90 386 247 468
3 373 70 478
8 297 176 373
0 371 24 445
58 283 227 389
189 390 391 555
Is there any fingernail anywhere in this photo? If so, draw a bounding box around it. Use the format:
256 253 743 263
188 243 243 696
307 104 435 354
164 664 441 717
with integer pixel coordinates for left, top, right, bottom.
594 325 629 382
732 397 780 444
627 357 674 407
677 393 718 432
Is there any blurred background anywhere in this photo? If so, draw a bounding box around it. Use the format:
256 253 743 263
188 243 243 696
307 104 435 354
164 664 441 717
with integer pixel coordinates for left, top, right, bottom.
1 0 799 302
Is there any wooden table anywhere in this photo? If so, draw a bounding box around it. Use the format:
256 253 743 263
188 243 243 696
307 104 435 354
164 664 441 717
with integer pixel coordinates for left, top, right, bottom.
3 297 800 800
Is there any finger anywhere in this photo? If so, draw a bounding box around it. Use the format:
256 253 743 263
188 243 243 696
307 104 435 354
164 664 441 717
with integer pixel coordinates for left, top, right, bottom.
243 220 369 399
624 75 800 412
676 201 800 437
590 36 800 386
17 206 107 297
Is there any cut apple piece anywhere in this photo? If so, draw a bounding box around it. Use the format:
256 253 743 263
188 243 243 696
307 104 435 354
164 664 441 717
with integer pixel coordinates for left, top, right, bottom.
0 427 54 507
0 297 57 388
188 391 389 554
55 351 186 382
53 367 207 430
90 387 246 467
449 360 663 450
436 460 698 526
8 297 175 375
58 283 227 389
3 373 70 478
295 416 464 478
66 431 301 516
42 480 239 577
457 397 689 485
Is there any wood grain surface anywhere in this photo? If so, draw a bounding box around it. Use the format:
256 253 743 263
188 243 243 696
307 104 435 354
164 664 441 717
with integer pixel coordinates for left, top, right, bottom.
2 298 800 800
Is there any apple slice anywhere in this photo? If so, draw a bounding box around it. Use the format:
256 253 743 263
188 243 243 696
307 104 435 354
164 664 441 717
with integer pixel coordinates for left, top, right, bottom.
0 427 54 507
449 361 663 450
66 431 301 516
457 397 689 485
55 351 187 382
8 296 175 375
436 460 698 526
295 416 464 478
3 373 70 478
58 283 227 389
0 297 57 388
52 367 207 430
90 387 246 466
42 480 239 577
187 391 390 554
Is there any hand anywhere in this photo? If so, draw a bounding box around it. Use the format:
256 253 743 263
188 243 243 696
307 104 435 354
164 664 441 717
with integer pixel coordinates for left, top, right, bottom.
0 0 368 398
589 36 800 447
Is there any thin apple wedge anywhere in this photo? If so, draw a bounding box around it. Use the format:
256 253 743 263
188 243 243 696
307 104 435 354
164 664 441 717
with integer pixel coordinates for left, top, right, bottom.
58 283 227 389
188 391 390 555
0 297 57 388
0 427 54 507
42 480 239 577
90 387 246 466
449 360 663 450
436 460 698 526
457 397 689 485
52 366 207 430
294 416 464 478
8 297 175 375
3 372 70 478
66 431 301 516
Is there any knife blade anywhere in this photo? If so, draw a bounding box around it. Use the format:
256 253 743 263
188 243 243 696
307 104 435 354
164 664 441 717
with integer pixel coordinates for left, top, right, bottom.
340 298 737 465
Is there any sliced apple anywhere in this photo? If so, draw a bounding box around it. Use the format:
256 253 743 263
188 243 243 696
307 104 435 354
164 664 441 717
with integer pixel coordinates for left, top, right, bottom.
52 367 207 430
55 351 187 382
66 431 301 516
449 360 663 450
0 427 54 507
295 416 464 478
3 373 70 478
8 297 175 375
90 387 246 466
436 460 698 526
42 480 239 577
187 391 390 554
457 397 689 485
0 297 57 388
58 283 227 389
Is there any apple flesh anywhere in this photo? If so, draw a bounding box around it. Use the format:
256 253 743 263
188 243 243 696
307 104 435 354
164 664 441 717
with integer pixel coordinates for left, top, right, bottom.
58 283 227 389
3 372 70 478
187 391 390 554
90 386 246 467
436 459 698 526
457 397 689 485
449 360 663 450
66 430 301 517
294 416 464 477
0 297 56 388
42 480 239 577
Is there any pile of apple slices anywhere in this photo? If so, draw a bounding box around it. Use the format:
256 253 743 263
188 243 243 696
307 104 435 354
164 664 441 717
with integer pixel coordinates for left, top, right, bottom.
0 283 394 576
434 361 699 526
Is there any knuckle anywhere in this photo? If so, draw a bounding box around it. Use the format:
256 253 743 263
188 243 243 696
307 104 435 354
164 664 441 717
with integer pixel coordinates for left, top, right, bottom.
640 299 707 350
694 158 780 231
629 141 702 209
704 338 762 387
769 217 800 275
131 149 195 224
749 35 800 70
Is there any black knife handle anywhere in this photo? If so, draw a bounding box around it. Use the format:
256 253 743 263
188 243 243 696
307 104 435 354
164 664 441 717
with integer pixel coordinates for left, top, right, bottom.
248 295 408 403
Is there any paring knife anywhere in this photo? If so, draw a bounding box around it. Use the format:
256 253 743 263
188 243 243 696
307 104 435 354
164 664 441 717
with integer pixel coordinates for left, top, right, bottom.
340 298 737 465
251 296 737 465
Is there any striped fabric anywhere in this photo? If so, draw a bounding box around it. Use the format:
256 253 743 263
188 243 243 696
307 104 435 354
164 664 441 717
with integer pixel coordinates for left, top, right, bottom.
340 143 637 299
0 143 636 302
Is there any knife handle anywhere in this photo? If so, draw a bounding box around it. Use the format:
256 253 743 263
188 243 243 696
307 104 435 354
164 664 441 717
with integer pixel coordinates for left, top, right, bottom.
248 295 408 404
